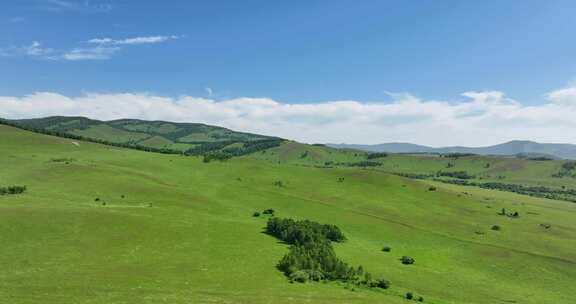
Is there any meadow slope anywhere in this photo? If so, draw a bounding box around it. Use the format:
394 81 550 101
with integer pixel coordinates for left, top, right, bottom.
0 125 575 304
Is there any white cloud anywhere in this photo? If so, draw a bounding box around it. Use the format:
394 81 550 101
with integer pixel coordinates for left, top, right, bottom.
2 86 576 146
546 85 576 106
87 35 180 45
61 46 120 61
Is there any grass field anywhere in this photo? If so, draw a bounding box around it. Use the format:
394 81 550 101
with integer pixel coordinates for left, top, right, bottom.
1 125 575 303
249 143 576 190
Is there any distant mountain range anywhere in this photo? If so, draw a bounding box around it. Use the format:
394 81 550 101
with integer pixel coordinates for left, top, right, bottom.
328 141 576 160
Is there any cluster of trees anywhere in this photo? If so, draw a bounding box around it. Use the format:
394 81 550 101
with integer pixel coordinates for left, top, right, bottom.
367 152 388 159
266 218 345 244
0 185 26 196
265 218 390 289
346 161 381 168
436 171 475 180
441 153 476 158
185 139 283 157
321 160 383 168
552 161 576 178
202 152 232 163
394 172 435 179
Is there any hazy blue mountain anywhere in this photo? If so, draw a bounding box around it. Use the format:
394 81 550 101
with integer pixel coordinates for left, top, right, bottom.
328 140 576 159
328 143 431 153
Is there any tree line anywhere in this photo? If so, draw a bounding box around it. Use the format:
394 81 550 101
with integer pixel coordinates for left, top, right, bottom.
394 171 576 203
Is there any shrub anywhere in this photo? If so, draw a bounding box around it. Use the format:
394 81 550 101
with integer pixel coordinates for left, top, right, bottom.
428 186 437 191
562 161 576 171
373 278 391 289
307 269 325 281
382 246 391 252
0 185 27 196
406 292 414 300
289 270 309 283
262 209 275 215
401 256 415 265
491 225 501 231
253 212 261 217
418 296 424 302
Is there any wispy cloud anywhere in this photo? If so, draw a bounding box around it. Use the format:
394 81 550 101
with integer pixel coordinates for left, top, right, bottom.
87 35 180 45
0 41 54 58
61 46 120 61
0 35 179 61
2 85 576 146
205 87 214 97
41 0 112 13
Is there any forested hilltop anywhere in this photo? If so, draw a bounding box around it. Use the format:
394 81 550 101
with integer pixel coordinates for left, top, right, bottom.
1 116 283 157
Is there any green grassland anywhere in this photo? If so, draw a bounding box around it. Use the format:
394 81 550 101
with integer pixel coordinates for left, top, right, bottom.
1 125 575 303
247 141 367 165
249 142 576 190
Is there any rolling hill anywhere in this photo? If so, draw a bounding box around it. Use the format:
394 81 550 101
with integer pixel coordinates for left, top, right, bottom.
0 123 574 303
329 140 576 159
5 116 281 155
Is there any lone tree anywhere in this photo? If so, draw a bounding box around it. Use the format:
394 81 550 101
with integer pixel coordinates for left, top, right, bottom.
382 246 391 252
406 292 414 300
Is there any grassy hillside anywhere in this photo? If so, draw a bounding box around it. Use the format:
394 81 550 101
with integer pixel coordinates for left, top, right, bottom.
7 116 280 154
1 124 575 303
249 143 576 200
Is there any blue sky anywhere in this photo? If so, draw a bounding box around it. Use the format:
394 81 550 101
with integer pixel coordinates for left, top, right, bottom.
1 0 576 145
